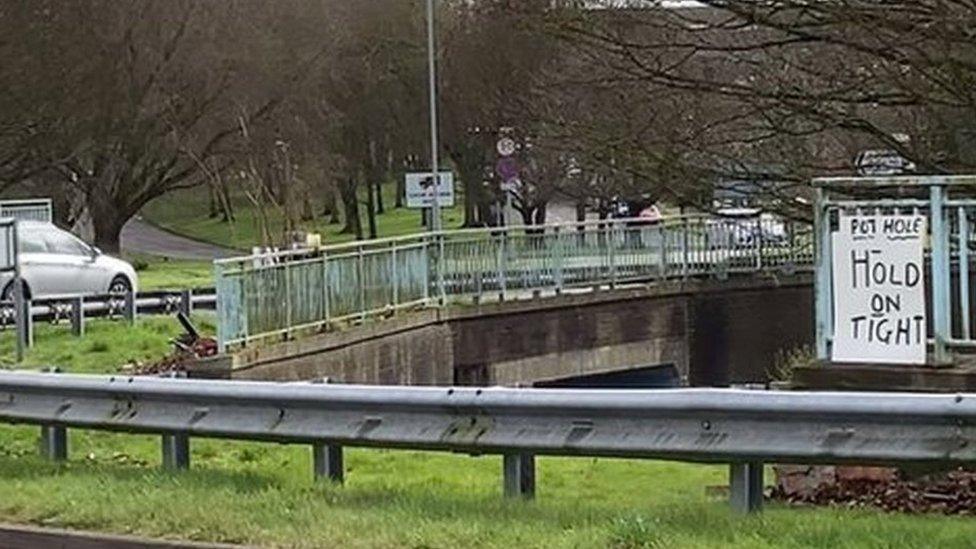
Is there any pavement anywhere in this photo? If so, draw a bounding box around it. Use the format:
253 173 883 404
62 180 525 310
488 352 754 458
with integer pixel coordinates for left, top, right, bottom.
121 217 238 261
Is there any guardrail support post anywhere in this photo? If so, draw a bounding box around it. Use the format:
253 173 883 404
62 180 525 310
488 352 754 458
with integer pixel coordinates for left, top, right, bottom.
40 425 67 461
729 462 763 513
70 296 85 337
503 452 535 499
161 433 190 471
313 443 344 484
179 290 193 317
124 289 136 324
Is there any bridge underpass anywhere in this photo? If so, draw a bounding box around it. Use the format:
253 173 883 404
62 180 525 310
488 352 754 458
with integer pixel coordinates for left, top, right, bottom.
194 273 813 387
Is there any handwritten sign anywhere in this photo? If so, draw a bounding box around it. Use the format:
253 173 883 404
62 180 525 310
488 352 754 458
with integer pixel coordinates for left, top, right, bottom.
832 214 927 364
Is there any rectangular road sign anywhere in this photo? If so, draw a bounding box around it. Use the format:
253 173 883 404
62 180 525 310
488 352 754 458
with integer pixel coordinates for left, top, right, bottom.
405 172 455 209
831 213 926 365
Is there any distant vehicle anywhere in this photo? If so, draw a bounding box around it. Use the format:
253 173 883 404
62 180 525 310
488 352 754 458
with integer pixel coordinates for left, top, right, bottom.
0 221 138 300
708 208 788 247
638 205 663 224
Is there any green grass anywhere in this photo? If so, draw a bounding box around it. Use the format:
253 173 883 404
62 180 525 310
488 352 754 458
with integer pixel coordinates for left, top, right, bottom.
142 183 465 251
0 322 974 547
124 254 214 290
0 436 973 548
0 315 215 373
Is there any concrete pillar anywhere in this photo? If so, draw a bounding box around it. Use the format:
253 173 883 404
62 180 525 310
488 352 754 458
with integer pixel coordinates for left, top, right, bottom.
313 443 344 484
161 433 190 471
40 425 67 461
503 452 535 499
729 462 764 513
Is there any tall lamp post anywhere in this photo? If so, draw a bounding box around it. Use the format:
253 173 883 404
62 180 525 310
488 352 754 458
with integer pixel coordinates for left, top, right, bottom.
426 0 442 232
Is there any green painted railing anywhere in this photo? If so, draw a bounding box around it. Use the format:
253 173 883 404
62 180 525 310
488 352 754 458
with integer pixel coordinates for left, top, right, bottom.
215 215 813 350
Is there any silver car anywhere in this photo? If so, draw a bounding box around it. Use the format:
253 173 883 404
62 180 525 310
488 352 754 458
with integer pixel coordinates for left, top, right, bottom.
1 221 138 300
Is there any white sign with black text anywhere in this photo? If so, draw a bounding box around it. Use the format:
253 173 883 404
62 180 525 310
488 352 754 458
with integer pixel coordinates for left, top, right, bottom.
832 214 927 364
405 172 455 209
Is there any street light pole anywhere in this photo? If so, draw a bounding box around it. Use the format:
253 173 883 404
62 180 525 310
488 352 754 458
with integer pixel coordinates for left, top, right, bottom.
426 0 442 232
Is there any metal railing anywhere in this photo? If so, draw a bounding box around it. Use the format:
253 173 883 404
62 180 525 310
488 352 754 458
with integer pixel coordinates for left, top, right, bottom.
216 215 813 350
2 288 217 354
814 175 976 363
0 199 52 223
0 371 974 513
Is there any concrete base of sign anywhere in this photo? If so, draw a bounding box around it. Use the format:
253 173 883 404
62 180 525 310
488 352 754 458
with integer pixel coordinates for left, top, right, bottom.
792 360 976 393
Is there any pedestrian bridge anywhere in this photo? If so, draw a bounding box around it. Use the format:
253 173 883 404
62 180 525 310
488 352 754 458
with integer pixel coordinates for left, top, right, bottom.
204 216 815 386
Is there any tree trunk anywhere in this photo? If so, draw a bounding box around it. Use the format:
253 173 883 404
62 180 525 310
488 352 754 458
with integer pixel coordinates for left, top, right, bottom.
395 170 405 208
208 184 219 218
90 200 127 254
375 180 384 214
339 179 361 237
365 176 378 239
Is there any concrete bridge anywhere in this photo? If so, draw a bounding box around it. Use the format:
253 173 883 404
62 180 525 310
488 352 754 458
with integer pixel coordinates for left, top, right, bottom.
197 273 813 388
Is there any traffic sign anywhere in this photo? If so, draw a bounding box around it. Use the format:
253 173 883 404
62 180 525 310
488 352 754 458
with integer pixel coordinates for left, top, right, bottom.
496 137 516 157
405 172 455 209
855 149 916 176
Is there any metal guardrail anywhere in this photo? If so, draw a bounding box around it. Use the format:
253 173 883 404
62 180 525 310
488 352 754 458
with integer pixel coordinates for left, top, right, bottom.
216 215 814 350
2 288 217 348
0 372 973 513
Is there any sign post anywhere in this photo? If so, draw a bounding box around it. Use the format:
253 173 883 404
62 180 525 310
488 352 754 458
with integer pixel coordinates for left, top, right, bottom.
831 214 927 364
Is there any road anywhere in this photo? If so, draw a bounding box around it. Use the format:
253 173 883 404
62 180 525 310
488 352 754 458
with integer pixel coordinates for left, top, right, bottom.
121 217 237 261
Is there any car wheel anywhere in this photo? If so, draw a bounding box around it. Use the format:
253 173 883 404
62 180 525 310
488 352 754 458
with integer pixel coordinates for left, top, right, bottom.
108 275 132 296
1 280 30 302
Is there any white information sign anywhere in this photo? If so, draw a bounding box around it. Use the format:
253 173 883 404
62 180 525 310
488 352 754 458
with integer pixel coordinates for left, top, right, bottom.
832 214 927 364
405 172 455 209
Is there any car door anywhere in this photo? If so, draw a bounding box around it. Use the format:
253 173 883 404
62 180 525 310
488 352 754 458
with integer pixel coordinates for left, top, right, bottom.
32 227 98 297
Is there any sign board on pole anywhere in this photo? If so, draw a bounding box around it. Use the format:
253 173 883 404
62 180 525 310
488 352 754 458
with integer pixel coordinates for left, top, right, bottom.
854 150 916 176
405 172 455 209
831 214 927 364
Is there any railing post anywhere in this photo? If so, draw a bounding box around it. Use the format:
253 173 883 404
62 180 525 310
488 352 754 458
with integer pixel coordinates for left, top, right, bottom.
322 256 331 322
124 288 136 324
70 295 85 337
814 188 833 361
658 223 668 279
437 233 447 305
503 452 535 499
15 289 32 356
40 425 67 461
284 260 293 337
608 222 617 289
313 443 344 484
179 289 193 317
357 245 366 318
931 183 950 363
554 226 564 293
729 462 764 513
681 216 690 279
959 207 971 340
161 433 190 471
498 232 507 301
391 242 399 307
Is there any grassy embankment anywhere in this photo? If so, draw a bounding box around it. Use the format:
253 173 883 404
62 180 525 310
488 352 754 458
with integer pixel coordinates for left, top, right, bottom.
142 184 464 252
0 322 972 546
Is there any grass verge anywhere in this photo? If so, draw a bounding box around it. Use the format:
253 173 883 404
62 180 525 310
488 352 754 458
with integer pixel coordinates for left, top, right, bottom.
0 315 215 373
142 184 464 251
124 254 215 291
0 323 974 547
